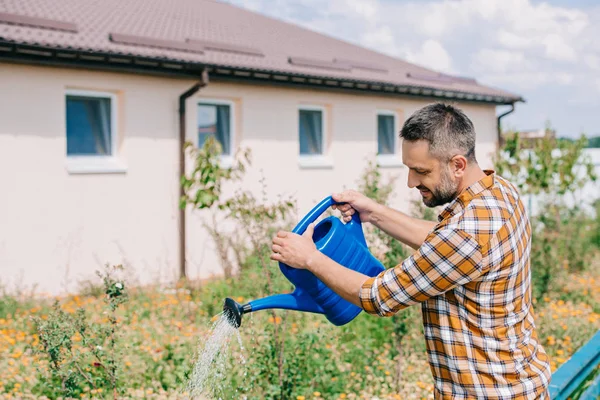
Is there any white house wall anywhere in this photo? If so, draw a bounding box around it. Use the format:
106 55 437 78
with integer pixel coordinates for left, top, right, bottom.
0 63 500 295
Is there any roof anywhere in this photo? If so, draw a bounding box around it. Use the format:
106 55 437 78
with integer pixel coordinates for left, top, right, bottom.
0 0 522 104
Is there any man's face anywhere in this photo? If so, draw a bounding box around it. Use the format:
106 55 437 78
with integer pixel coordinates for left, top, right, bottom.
402 139 460 208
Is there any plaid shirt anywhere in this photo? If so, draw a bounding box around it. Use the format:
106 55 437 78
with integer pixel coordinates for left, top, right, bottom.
360 171 551 399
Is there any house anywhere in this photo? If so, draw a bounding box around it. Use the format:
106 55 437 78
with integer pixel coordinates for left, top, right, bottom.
0 0 522 294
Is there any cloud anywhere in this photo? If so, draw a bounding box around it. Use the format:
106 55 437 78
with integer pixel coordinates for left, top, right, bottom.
541 34 578 62
226 0 600 136
472 49 532 74
404 40 454 74
361 26 398 56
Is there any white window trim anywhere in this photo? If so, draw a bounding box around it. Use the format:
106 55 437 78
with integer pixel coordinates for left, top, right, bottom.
197 98 235 168
65 89 126 174
376 109 403 168
298 105 333 169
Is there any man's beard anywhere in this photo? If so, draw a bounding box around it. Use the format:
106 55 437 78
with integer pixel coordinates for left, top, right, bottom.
419 167 460 208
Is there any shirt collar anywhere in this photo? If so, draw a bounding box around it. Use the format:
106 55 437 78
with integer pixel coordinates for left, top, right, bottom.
437 170 496 222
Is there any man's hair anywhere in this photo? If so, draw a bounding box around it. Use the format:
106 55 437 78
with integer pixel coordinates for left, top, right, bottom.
400 103 477 162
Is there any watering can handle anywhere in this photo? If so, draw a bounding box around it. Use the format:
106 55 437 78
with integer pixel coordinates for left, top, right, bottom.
292 196 364 245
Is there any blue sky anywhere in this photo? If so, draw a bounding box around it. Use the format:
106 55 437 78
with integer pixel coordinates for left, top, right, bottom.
226 0 600 138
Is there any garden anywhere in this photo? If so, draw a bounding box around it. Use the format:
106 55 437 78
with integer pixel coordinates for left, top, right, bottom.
1 134 599 399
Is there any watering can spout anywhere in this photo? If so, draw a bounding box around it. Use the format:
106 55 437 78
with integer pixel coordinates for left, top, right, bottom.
223 297 252 328
223 290 325 328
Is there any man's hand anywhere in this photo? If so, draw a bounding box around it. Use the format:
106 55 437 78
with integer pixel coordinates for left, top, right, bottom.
270 223 318 270
332 190 380 223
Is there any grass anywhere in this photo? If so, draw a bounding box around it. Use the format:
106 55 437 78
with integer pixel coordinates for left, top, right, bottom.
0 259 599 399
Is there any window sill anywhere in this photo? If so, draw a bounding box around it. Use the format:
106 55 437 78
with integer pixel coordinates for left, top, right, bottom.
66 157 128 174
298 155 334 169
376 155 404 168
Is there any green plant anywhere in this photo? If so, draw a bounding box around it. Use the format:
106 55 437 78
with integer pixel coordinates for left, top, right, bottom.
495 132 596 200
495 132 598 302
181 136 301 398
32 265 128 399
355 158 427 392
180 137 251 212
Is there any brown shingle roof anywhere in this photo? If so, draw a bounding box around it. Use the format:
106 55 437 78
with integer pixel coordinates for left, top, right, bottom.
0 0 521 103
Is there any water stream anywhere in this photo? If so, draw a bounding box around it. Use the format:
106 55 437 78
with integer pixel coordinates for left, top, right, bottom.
186 313 246 399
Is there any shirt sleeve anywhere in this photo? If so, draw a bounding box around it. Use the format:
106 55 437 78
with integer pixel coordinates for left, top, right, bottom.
359 228 484 317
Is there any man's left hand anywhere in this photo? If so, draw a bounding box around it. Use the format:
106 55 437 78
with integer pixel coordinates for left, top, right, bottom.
270 223 318 270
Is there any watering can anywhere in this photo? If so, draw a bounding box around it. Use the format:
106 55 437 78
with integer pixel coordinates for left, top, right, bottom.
223 196 385 328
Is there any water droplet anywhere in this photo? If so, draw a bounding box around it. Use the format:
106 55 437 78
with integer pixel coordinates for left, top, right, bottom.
186 313 247 398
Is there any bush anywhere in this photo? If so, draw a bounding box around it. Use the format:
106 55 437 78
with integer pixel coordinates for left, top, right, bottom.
495 132 599 303
32 265 128 399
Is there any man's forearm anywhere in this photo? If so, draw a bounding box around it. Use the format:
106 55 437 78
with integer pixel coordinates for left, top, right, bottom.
306 251 370 308
369 203 436 250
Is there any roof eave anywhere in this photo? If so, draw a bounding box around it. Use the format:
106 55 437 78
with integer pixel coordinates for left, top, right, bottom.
0 40 523 105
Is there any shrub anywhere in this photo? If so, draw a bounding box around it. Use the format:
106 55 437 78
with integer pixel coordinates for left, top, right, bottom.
495 132 599 302
32 265 128 399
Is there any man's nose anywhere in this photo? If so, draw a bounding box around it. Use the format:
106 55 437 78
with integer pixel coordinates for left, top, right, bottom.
407 170 419 189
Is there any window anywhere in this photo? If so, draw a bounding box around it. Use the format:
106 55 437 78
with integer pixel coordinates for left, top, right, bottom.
377 113 396 155
198 101 232 156
67 93 113 156
376 110 402 168
65 90 125 174
298 106 332 169
299 108 323 155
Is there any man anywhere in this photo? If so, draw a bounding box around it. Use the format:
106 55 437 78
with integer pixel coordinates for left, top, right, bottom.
270 103 551 399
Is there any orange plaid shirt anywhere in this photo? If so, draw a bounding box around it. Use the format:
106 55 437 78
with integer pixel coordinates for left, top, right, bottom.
360 171 551 399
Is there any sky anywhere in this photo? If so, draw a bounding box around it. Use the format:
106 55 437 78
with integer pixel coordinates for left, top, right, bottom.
225 0 600 138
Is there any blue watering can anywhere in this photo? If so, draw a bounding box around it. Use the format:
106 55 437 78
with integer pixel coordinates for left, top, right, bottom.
223 196 385 328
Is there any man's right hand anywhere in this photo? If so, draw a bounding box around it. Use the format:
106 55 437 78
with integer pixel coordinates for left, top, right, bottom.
331 190 380 223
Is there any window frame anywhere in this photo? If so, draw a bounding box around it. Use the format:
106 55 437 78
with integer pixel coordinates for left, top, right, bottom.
376 109 403 168
298 104 332 169
197 98 236 168
65 89 125 174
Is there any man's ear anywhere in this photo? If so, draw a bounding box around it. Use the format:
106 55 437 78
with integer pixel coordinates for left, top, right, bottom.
451 155 468 177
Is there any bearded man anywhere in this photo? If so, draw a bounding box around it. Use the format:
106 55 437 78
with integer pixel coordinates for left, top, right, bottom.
270 103 551 399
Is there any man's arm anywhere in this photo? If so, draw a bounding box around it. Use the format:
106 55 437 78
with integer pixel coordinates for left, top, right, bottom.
271 225 485 315
332 191 436 250
360 228 484 316
369 203 436 250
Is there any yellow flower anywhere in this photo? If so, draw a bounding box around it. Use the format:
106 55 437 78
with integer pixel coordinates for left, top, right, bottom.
297 396 305 400
339 394 347 399
313 392 321 397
